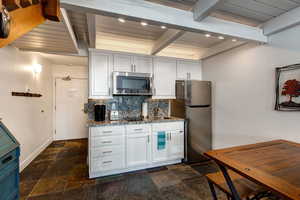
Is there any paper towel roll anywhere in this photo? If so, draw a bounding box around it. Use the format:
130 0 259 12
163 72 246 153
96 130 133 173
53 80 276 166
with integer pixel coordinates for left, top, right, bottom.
142 102 148 119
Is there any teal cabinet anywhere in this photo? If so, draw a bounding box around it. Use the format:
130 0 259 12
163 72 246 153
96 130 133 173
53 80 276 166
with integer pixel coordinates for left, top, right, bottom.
0 121 20 200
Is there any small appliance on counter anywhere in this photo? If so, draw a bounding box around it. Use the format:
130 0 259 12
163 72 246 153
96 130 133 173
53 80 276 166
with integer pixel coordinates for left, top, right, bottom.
94 104 106 122
110 102 119 121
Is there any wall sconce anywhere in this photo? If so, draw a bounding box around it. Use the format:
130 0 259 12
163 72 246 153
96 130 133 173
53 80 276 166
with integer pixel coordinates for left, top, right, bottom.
32 64 42 74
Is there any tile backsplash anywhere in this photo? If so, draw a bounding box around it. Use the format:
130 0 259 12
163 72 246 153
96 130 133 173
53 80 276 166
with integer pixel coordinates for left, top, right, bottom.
86 96 170 121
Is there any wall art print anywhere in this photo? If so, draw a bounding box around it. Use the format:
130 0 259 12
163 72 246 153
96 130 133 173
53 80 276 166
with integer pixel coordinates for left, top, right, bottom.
275 64 300 111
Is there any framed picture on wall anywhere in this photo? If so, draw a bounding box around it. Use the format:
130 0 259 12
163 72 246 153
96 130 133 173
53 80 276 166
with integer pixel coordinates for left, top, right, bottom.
275 64 300 111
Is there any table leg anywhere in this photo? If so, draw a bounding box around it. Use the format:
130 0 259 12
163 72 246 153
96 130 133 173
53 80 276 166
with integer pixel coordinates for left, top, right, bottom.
207 180 218 200
217 164 242 200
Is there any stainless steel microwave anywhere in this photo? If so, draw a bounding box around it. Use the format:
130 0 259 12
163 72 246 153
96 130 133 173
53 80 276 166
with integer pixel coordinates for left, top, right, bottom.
112 72 153 96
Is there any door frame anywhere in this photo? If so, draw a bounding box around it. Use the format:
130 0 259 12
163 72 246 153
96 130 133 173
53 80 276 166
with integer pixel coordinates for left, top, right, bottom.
52 76 88 141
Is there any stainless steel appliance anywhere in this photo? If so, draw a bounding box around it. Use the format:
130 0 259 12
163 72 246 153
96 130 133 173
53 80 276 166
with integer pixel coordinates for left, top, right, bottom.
171 80 212 163
113 72 153 96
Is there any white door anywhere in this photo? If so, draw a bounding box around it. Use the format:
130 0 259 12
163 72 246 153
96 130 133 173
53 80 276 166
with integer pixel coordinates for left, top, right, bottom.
177 60 202 80
134 56 153 73
153 57 176 99
168 130 184 160
152 131 169 163
89 51 112 98
127 133 151 167
113 54 133 72
55 78 88 140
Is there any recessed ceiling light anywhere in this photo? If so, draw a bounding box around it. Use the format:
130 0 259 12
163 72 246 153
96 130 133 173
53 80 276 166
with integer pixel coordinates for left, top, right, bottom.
205 34 211 38
232 38 237 42
141 21 148 26
218 36 225 40
161 25 167 29
118 18 125 23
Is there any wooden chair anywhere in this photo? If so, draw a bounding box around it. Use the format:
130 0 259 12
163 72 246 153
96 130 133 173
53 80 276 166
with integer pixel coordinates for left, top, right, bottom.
206 170 267 200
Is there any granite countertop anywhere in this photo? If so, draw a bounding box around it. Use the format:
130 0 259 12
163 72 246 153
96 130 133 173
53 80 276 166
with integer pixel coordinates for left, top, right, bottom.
87 117 185 127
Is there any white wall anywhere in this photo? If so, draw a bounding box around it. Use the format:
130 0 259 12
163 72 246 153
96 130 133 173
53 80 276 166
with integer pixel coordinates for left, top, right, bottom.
202 25 300 149
52 65 88 79
0 46 53 171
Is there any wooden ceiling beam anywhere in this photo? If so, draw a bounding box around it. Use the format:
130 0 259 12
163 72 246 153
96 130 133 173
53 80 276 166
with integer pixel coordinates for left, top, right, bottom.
151 29 185 55
263 6 300 36
0 0 61 48
0 4 45 47
42 0 60 21
61 0 267 43
86 13 96 48
194 0 222 21
2 0 19 11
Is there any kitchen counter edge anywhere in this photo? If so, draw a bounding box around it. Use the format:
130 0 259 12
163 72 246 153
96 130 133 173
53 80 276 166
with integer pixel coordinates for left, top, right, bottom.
87 117 185 127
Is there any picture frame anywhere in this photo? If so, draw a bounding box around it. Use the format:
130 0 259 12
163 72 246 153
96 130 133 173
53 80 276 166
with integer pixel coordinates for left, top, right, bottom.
275 64 300 111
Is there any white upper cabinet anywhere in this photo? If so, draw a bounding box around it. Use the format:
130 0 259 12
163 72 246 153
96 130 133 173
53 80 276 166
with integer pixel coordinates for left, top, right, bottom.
113 54 153 73
133 56 153 73
153 57 177 99
113 53 133 72
89 50 113 99
177 60 202 80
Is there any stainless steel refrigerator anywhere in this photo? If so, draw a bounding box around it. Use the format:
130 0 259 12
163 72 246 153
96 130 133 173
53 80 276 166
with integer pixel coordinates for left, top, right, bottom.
171 80 212 163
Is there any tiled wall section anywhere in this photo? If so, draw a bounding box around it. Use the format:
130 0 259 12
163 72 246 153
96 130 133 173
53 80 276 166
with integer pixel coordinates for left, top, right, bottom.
86 96 170 121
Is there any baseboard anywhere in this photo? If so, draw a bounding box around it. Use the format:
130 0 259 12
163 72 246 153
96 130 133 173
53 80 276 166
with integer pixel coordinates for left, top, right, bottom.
19 137 53 172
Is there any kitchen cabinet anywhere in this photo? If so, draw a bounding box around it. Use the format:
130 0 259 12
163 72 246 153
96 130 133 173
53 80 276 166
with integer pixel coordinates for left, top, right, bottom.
152 122 184 163
89 121 184 178
89 50 113 99
168 130 184 160
153 57 177 99
126 124 151 167
177 60 202 80
113 53 153 73
113 53 133 72
133 55 153 73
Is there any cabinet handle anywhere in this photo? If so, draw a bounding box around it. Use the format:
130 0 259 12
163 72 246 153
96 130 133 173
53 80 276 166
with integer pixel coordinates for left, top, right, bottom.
2 155 13 164
103 161 112 164
147 135 150 143
170 133 172 141
103 131 112 134
134 128 143 131
102 141 112 144
103 151 112 154
134 64 137 72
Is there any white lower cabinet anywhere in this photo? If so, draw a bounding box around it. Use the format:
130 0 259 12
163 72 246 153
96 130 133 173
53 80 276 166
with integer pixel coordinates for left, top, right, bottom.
89 121 184 178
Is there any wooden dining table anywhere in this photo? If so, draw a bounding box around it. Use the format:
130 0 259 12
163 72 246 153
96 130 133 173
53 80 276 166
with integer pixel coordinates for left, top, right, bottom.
204 140 300 200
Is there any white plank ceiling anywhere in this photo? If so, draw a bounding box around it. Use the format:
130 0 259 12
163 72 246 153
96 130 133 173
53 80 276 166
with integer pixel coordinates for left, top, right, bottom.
148 0 300 25
95 14 234 59
12 20 78 54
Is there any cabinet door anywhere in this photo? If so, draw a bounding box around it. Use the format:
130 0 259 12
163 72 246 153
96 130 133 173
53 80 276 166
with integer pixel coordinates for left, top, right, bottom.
134 56 153 73
127 133 151 167
168 130 184 160
177 60 202 80
89 51 112 98
152 131 169 163
153 58 176 99
113 54 133 72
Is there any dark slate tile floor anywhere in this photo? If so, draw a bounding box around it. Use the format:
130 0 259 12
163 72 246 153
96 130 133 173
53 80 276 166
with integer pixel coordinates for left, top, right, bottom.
20 139 226 200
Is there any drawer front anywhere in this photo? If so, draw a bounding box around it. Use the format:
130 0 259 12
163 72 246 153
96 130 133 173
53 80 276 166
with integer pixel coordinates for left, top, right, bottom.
91 135 125 147
91 155 125 172
91 146 124 158
0 160 19 200
126 124 151 134
152 122 184 131
91 126 125 137
0 149 18 171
